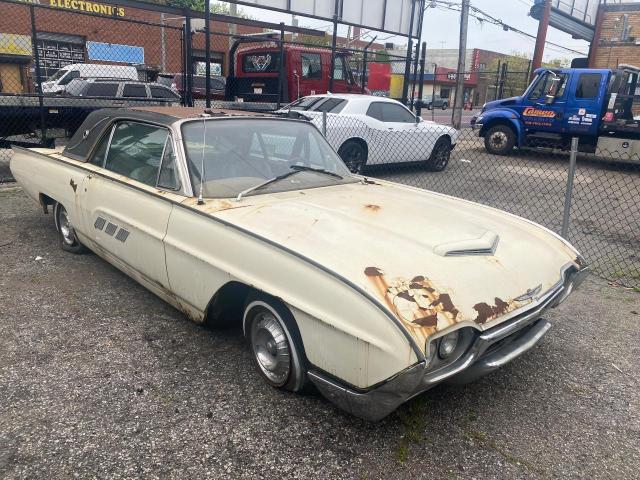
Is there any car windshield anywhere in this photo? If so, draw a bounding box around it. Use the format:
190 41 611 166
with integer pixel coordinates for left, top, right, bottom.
182 119 357 198
47 69 68 82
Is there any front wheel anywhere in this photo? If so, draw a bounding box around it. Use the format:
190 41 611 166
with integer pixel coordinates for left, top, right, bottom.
427 136 452 172
54 203 86 254
442 103 447 110
243 294 307 392
337 140 368 174
484 125 516 156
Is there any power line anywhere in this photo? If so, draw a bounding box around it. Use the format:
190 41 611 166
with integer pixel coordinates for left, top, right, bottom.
425 0 587 56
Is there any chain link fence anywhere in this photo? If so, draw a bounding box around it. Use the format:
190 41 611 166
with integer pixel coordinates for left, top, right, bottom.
0 0 638 289
310 111 639 289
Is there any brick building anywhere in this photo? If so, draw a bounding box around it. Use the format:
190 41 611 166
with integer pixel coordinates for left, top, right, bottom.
589 1 640 69
0 0 264 93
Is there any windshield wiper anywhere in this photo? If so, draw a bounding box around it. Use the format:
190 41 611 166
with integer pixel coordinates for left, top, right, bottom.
289 164 343 179
235 166 343 202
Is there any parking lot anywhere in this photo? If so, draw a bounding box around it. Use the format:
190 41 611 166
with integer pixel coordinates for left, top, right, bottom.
1 177 639 479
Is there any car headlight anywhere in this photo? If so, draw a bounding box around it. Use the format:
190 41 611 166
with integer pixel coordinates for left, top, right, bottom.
438 331 460 359
476 115 483 123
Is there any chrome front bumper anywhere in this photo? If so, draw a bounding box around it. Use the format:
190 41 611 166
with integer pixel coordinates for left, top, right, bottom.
309 263 588 422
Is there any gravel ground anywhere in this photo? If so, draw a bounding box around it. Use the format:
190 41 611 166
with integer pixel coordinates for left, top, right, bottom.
1 185 639 479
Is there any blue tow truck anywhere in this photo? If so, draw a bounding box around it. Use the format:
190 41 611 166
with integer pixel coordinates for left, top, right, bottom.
471 65 640 158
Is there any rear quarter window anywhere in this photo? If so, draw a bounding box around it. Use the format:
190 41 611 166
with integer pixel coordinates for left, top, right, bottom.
85 83 119 97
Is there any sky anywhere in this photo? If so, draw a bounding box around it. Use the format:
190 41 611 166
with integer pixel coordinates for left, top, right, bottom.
211 0 591 62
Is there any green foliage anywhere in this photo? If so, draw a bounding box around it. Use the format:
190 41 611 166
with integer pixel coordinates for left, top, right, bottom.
165 0 252 17
485 52 570 99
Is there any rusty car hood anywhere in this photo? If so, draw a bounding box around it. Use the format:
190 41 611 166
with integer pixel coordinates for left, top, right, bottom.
183 180 581 350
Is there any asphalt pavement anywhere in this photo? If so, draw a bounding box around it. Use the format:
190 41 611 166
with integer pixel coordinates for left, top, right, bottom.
1 185 638 479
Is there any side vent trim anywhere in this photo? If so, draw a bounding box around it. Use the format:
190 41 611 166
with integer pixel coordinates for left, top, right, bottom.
104 222 118 236
115 228 130 243
94 217 106 231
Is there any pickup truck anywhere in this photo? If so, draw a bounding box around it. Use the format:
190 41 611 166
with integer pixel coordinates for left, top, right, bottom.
472 65 640 158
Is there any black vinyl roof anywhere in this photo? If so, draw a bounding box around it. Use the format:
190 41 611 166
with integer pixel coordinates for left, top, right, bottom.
63 107 272 162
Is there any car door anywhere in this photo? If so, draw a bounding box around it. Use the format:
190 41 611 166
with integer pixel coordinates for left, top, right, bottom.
365 101 421 163
519 70 569 134
79 121 181 290
564 72 605 137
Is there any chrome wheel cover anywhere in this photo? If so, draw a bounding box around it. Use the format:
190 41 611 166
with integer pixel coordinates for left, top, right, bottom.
250 310 291 386
58 207 76 245
489 131 508 150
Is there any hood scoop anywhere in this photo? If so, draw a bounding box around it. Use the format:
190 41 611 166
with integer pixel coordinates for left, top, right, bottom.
433 231 499 257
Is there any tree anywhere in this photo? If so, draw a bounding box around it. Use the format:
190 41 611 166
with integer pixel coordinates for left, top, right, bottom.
486 52 569 99
165 0 252 17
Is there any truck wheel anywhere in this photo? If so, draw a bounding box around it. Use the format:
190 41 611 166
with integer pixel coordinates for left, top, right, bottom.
442 103 447 110
484 125 516 156
243 293 308 393
427 136 451 172
53 203 86 254
338 140 367 174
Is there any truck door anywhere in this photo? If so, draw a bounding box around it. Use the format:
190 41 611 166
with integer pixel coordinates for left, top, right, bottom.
331 55 355 94
78 121 178 290
297 51 324 97
519 70 569 135
563 71 605 137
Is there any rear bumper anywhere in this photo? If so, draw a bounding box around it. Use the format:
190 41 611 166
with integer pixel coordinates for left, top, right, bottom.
309 262 588 421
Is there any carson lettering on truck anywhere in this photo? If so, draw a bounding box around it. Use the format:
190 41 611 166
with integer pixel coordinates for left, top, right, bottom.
49 0 125 17
522 107 556 118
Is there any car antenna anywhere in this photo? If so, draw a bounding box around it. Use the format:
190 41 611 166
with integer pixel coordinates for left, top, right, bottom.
197 117 207 205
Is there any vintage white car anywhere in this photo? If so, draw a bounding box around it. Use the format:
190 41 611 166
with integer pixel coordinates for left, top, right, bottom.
11 107 588 421
278 94 458 173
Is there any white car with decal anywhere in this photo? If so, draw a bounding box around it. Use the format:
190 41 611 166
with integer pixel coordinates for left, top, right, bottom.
279 94 459 173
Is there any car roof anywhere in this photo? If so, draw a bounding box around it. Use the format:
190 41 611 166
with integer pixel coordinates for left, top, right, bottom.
303 94 401 103
63 107 275 162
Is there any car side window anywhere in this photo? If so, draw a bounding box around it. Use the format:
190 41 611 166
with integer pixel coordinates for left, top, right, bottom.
367 102 415 123
150 86 177 99
314 98 346 113
86 83 119 97
89 126 113 166
379 103 416 123
157 138 181 190
123 84 147 98
301 53 322 80
575 73 602 99
104 122 168 186
59 70 79 86
366 102 384 121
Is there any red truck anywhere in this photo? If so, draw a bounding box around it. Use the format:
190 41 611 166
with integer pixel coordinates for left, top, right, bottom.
225 39 366 103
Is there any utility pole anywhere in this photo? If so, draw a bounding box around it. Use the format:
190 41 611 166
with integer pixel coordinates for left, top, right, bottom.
452 0 469 130
228 1 237 50
205 0 211 108
531 0 551 81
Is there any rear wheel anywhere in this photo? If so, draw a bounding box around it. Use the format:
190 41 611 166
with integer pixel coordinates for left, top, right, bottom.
337 140 367 174
484 125 516 156
442 103 447 110
427 136 452 172
243 294 307 392
54 203 86 254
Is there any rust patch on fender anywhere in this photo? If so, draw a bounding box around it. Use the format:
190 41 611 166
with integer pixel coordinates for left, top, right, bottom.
364 204 381 212
473 297 511 324
69 178 77 192
364 268 459 331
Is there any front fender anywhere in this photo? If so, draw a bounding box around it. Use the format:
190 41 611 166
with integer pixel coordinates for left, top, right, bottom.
479 109 525 147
